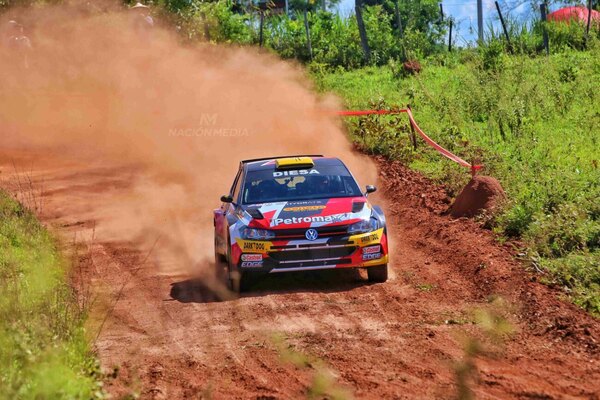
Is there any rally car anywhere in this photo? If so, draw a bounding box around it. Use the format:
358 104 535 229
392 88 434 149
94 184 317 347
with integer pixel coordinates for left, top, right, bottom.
214 155 389 292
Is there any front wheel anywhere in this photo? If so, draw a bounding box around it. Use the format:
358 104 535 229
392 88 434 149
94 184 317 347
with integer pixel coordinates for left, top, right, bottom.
224 244 252 293
367 264 388 283
214 238 226 280
228 269 253 293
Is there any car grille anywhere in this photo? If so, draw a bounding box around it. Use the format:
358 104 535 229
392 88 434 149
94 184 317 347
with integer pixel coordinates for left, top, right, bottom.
263 257 353 269
267 246 356 262
263 243 357 270
273 225 348 239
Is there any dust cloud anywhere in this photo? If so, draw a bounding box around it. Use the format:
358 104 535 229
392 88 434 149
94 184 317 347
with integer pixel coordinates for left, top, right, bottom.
0 2 379 275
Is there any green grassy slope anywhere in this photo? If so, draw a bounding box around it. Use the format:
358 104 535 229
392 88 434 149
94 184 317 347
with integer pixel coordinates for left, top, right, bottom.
0 191 101 399
313 49 600 315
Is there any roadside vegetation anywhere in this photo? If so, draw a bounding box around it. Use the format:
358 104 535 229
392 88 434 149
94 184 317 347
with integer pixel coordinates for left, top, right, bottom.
0 190 101 398
312 45 600 315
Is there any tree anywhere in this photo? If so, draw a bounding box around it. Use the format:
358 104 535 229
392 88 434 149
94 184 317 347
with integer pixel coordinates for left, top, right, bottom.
355 0 371 62
288 0 341 13
362 0 446 58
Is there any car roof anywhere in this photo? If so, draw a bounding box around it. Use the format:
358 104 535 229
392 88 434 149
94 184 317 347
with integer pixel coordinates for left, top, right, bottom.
243 156 345 172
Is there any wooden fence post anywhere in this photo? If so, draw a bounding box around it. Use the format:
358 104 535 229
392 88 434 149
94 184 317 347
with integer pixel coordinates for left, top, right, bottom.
448 19 453 52
495 1 512 53
586 0 593 39
540 2 550 56
477 0 484 43
259 11 265 47
407 105 417 150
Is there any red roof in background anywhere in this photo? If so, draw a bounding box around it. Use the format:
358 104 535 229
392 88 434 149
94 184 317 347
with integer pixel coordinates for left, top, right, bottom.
548 6 600 23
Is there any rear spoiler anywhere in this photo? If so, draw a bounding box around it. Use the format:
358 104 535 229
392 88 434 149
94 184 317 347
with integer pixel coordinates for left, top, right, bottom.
275 157 314 169
241 154 323 164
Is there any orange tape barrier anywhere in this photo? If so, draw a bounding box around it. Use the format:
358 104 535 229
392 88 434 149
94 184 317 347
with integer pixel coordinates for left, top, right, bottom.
336 108 482 175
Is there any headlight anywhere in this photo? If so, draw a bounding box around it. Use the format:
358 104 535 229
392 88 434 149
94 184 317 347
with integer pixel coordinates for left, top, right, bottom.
347 218 379 235
240 227 275 240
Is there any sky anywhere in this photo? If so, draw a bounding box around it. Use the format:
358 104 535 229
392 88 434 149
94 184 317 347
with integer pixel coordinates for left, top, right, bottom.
334 0 578 44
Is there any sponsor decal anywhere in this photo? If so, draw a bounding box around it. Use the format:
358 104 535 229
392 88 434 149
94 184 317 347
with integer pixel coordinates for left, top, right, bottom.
362 245 381 254
241 254 263 262
241 261 263 268
287 200 322 205
272 213 349 226
362 252 382 261
305 229 318 241
239 241 270 252
283 205 326 212
359 231 381 244
273 169 320 177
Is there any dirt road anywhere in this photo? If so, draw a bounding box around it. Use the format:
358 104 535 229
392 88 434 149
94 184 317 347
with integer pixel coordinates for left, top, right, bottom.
1 151 599 399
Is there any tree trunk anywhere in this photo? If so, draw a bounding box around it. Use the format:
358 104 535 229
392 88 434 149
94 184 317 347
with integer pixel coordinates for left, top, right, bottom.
259 11 264 47
355 0 370 63
394 0 403 38
303 8 313 60
394 0 406 60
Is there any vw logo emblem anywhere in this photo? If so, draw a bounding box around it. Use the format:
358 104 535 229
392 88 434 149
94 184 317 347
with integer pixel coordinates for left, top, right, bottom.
305 228 318 241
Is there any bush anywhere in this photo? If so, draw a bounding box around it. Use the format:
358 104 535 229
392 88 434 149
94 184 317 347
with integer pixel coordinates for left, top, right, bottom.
545 19 589 51
540 251 600 316
527 202 599 257
173 0 255 44
0 192 101 398
480 39 506 71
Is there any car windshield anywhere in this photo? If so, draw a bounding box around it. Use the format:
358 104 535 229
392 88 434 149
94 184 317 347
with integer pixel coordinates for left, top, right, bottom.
242 164 362 204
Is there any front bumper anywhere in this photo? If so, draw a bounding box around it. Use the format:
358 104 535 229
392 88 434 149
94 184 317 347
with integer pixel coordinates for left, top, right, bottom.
231 228 388 273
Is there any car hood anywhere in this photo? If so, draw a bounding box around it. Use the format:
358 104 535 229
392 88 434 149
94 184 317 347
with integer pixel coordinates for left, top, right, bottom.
241 197 371 230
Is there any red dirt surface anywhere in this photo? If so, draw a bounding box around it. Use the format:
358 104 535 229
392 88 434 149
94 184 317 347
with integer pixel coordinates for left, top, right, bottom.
1 152 599 399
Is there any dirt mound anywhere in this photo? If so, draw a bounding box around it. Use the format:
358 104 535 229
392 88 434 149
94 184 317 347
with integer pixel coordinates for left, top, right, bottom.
449 175 505 218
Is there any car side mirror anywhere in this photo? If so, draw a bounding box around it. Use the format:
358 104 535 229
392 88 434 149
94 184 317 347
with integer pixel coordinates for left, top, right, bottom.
220 194 233 203
365 185 377 195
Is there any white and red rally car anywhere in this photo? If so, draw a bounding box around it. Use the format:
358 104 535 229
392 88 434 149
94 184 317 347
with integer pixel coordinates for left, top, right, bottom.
214 155 388 292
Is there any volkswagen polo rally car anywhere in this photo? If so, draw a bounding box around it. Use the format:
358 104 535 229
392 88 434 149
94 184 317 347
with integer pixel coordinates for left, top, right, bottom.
214 155 389 291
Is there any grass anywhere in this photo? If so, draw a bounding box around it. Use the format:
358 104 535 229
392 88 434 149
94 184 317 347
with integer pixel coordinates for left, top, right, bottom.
312 46 600 316
272 333 352 400
453 299 514 399
0 190 101 399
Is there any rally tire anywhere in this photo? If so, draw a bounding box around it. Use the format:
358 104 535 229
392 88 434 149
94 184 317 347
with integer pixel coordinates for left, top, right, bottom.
224 240 251 293
228 269 241 292
367 264 388 283
214 256 227 282
228 270 256 293
225 244 237 292
214 238 226 280
228 270 254 293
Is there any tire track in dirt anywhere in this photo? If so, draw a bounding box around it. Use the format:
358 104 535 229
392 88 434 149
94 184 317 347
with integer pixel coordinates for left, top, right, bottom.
1 152 599 399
